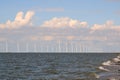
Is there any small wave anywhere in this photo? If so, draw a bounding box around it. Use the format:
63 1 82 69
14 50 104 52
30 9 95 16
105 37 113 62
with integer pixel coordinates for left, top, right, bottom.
97 54 120 80
117 55 120 59
102 60 112 66
112 58 120 62
98 66 110 71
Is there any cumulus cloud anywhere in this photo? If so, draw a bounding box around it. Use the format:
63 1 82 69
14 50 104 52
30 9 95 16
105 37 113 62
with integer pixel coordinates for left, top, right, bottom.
91 20 120 31
41 17 88 28
0 11 35 29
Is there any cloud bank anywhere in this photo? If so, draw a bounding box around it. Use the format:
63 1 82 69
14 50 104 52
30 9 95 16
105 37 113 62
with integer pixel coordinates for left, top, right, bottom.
0 11 34 29
1 11 120 31
91 20 120 31
41 17 88 28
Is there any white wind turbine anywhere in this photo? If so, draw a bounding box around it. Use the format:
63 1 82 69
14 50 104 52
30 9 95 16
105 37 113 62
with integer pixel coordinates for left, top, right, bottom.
58 40 61 52
75 42 78 52
65 40 68 52
17 42 20 52
34 43 37 52
26 42 29 52
46 44 49 52
70 41 73 52
5 40 8 52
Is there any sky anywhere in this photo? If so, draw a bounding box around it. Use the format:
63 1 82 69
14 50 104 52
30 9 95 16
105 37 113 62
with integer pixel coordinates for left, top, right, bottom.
0 0 120 52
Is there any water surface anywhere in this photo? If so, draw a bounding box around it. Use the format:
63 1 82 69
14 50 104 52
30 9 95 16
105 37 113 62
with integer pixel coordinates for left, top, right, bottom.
0 53 119 80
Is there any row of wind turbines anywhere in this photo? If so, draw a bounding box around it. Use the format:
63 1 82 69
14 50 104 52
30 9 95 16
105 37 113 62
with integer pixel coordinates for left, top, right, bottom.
0 40 90 52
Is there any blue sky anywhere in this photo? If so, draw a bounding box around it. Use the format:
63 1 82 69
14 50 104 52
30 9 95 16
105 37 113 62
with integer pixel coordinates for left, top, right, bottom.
0 0 120 52
0 0 120 25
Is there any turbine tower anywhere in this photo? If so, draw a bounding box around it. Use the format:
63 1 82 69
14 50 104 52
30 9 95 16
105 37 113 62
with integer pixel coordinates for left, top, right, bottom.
17 42 20 52
46 45 49 52
71 41 74 52
58 40 61 52
75 43 78 52
34 43 37 52
65 40 68 52
26 42 29 52
5 40 8 52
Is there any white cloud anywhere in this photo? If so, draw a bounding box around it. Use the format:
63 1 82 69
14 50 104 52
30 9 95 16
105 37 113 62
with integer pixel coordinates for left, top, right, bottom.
91 20 120 31
41 17 88 28
0 11 35 29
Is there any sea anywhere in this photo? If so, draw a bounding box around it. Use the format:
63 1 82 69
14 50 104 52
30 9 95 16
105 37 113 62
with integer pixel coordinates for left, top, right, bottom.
0 53 119 80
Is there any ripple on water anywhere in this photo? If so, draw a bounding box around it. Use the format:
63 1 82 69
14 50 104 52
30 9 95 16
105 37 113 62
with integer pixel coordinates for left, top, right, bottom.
0 53 118 80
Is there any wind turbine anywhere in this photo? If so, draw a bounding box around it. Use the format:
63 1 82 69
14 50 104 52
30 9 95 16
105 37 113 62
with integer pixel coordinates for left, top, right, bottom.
58 40 61 52
17 42 20 52
71 41 73 52
26 42 29 52
5 40 8 52
75 42 78 52
46 44 49 52
79 43 82 52
65 40 68 52
34 43 37 52
51 43 54 52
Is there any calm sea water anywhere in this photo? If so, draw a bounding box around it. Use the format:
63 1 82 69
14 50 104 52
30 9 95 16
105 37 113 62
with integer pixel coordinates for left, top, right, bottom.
0 53 119 80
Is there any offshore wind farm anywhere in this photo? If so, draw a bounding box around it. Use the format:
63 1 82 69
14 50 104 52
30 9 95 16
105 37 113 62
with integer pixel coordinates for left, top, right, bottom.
0 40 102 52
